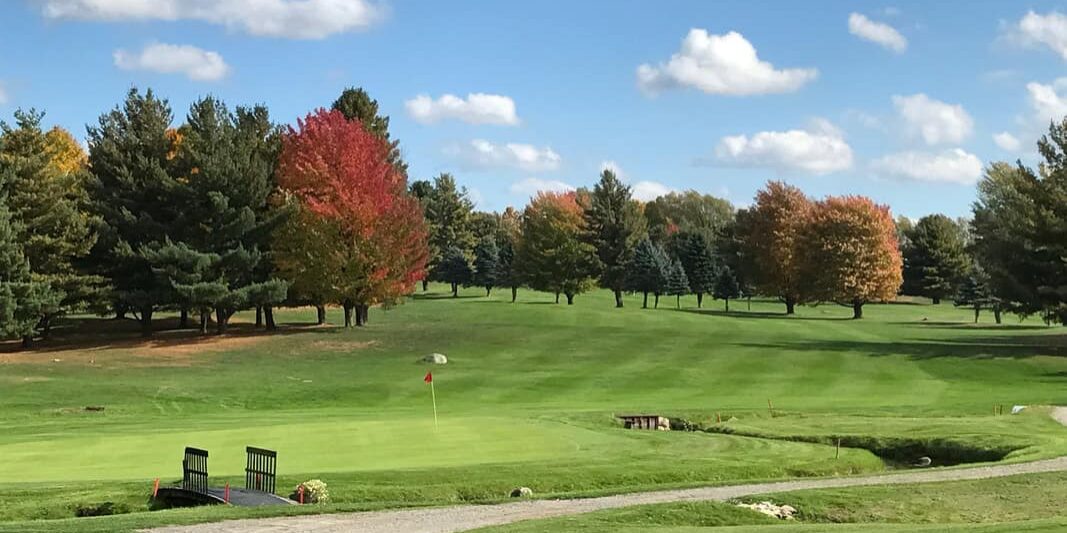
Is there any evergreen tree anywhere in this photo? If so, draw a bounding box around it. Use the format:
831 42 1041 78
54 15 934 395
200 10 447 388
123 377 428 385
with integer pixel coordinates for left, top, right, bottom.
0 160 61 346
436 246 473 297
903 214 969 304
625 238 669 309
471 238 499 296
331 87 407 176
164 96 288 334
0 110 100 339
713 267 741 312
583 170 647 307
665 257 690 309
954 267 1003 324
85 88 181 336
425 174 476 288
672 231 717 308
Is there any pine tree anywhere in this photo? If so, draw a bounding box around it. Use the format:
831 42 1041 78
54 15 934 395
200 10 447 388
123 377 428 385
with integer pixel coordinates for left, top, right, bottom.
954 267 1003 324
436 246 473 297
331 87 407 176
625 238 669 309
583 170 646 308
713 267 741 312
85 88 181 336
495 239 521 302
471 238 499 296
903 214 969 304
425 173 476 287
665 258 690 309
672 232 717 308
0 110 100 339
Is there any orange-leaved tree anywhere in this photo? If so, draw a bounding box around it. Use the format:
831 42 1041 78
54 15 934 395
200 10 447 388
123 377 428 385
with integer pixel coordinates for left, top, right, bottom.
738 181 813 314
796 195 902 319
517 191 600 305
274 109 427 327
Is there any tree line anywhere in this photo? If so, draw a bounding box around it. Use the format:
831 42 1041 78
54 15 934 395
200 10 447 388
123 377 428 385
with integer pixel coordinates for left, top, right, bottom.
4 85 1067 346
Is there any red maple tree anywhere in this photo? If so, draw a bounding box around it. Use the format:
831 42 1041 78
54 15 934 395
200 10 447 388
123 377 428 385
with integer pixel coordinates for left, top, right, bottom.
275 109 428 326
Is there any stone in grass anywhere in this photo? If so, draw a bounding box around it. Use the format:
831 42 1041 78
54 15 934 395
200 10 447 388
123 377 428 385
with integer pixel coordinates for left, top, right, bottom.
422 353 448 364
736 501 796 520
510 487 533 498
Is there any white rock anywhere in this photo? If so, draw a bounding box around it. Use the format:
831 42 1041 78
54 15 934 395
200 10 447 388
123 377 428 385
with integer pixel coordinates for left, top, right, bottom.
422 353 448 364
510 486 532 497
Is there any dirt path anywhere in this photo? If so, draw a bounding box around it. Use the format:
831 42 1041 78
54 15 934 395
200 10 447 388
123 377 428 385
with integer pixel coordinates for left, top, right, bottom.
149 410 1067 533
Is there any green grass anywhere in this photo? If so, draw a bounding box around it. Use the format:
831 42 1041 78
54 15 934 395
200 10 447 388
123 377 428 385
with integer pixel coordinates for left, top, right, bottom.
476 471 1067 532
2 286 1067 530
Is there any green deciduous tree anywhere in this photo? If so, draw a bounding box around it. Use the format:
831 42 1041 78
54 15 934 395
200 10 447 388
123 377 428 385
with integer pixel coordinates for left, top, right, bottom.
584 169 647 308
645 190 734 245
903 214 969 304
518 191 600 305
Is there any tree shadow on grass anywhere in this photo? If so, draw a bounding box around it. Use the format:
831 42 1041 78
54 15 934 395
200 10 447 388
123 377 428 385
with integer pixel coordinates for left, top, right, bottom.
0 316 341 356
738 334 1067 360
409 293 483 300
672 308 853 321
904 321 1052 332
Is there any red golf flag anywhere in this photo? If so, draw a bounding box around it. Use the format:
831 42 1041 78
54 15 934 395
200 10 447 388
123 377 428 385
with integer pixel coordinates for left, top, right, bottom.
424 372 433 383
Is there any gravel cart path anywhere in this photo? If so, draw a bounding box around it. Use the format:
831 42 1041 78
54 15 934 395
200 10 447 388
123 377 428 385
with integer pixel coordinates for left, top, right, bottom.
148 409 1067 533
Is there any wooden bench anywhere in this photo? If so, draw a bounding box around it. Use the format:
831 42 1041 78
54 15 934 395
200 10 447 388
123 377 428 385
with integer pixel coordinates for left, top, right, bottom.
245 446 277 494
182 447 209 494
618 414 670 430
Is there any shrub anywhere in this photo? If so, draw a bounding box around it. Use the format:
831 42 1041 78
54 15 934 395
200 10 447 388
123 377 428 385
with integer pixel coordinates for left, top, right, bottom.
293 479 329 504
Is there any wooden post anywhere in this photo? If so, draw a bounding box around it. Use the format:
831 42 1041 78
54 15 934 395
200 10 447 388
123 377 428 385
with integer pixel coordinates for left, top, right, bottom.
152 478 160 498
298 484 305 504
224 482 230 503
716 412 722 424
767 399 774 417
835 438 841 460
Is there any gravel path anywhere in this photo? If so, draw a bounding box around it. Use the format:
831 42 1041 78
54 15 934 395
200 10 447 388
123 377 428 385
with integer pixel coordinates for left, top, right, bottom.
149 409 1067 533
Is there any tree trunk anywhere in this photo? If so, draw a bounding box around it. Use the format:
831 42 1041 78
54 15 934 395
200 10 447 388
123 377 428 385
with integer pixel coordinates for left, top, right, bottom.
113 305 127 320
179 308 189 329
747 296 752 311
511 286 517 303
359 304 369 326
265 306 277 331
21 335 32 349
654 293 660 309
676 295 681 309
785 297 796 315
343 304 353 328
725 298 730 312
422 279 428 292
139 306 154 337
696 292 703 308
555 292 560 304
215 308 230 334
974 307 980 323
642 292 648 309
932 296 941 305
255 306 263 328
316 305 327 325
852 300 864 320
565 292 574 305
614 289 623 308
994 308 1002 324
451 282 458 297
41 316 53 340
485 286 492 297
355 305 364 326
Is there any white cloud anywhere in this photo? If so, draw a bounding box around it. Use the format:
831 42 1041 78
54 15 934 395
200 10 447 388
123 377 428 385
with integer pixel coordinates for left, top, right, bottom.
446 139 561 173
405 93 519 126
845 109 885 131
1012 11 1067 60
1026 78 1067 125
113 43 229 81
892 93 973 145
993 132 1021 151
597 161 673 201
871 149 983 185
636 29 817 96
848 13 907 53
509 178 575 196
715 118 853 175
40 0 383 39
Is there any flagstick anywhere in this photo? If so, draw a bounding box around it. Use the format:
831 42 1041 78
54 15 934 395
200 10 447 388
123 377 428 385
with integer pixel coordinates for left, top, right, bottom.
430 380 439 430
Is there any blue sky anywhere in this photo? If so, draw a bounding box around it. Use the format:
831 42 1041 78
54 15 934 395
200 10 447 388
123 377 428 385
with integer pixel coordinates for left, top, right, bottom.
3 1 1067 218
